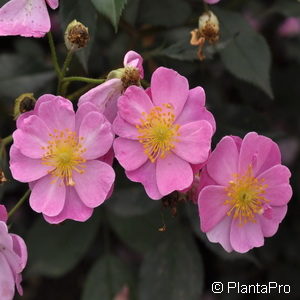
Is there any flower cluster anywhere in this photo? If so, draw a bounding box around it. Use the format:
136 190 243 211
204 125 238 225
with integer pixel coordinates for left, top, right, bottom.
0 1 294 298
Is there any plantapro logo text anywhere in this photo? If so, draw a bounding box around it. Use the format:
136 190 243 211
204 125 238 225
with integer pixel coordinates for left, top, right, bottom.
227 282 290 294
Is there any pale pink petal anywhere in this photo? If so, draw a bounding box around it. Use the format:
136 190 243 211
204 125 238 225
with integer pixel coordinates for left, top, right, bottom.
12 115 51 159
238 132 281 176
16 111 35 129
0 253 15 300
30 175 66 217
46 0 59 9
11 234 27 270
230 219 264 253
0 222 12 248
44 187 93 224
114 138 148 171
35 94 72 113
79 112 114 160
172 120 213 164
175 87 216 131
206 216 233 252
259 205 288 237
37 96 75 132
73 160 115 208
207 136 239 186
126 161 163 200
264 184 292 206
112 114 139 139
0 205 7 223
198 185 230 232
75 102 98 133
0 0 50 37
156 152 193 195
100 148 115 166
123 50 144 78
118 86 153 125
10 145 53 182
151 67 189 118
257 164 291 187
78 79 122 123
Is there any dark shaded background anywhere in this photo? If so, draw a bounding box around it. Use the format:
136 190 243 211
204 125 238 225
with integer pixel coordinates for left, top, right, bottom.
0 0 299 299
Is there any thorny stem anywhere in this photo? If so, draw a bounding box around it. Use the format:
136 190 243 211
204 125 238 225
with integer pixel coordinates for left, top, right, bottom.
47 32 62 78
8 189 30 219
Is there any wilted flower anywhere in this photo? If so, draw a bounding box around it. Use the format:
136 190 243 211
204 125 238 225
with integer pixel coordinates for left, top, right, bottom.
64 20 89 52
0 0 59 37
10 95 115 223
78 51 144 123
190 10 220 60
198 132 292 253
113 67 215 200
0 205 27 300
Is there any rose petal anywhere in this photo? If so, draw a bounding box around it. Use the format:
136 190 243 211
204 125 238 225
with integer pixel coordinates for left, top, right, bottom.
73 160 115 208
207 136 239 186
0 253 15 300
46 0 59 9
206 216 233 252
10 145 53 182
123 50 144 78
112 114 139 139
156 152 193 195
13 115 51 159
118 86 153 125
172 120 213 164
44 187 93 224
151 67 189 118
75 102 98 133
230 219 264 253
126 161 163 200
0 0 50 37
114 138 148 171
79 112 114 160
257 164 291 187
198 185 230 232
30 175 66 217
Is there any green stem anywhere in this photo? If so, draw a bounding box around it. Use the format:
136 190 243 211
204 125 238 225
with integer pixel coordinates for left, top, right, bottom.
8 189 30 219
67 83 97 101
62 76 105 84
47 32 61 78
203 1 209 12
57 50 74 95
1 135 12 146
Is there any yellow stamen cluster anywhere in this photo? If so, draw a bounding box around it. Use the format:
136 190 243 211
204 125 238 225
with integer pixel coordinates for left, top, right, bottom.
136 104 180 163
224 166 268 225
42 129 86 186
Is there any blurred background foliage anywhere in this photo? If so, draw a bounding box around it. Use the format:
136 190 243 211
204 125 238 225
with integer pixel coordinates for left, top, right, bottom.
0 0 300 299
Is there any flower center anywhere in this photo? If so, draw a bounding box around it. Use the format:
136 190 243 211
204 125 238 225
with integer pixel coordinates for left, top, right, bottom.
121 67 141 90
42 129 86 186
136 104 180 163
224 166 268 225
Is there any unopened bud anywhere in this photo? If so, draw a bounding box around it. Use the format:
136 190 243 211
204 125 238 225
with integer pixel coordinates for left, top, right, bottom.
64 20 89 52
14 93 36 120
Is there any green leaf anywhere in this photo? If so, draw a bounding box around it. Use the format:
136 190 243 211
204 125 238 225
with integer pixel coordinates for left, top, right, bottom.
215 8 273 98
0 54 54 99
138 0 191 28
91 0 127 32
82 255 132 300
138 228 204 300
59 0 98 71
26 211 101 277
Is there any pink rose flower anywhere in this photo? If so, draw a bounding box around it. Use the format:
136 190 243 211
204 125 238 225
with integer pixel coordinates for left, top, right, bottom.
0 205 27 300
198 132 292 253
204 0 221 4
0 0 59 37
10 95 115 224
113 67 215 200
78 51 144 123
278 17 300 37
